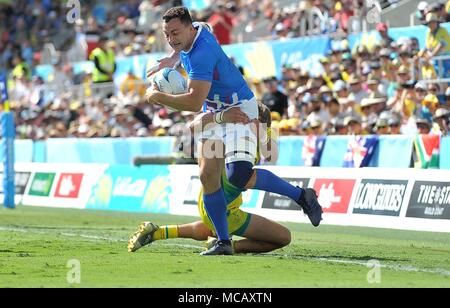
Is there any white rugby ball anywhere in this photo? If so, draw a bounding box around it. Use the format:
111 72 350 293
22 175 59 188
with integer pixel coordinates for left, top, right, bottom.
154 68 188 95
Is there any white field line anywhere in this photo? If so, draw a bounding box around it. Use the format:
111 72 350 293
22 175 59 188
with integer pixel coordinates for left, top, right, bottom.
0 226 206 250
1 226 449 277
262 254 450 277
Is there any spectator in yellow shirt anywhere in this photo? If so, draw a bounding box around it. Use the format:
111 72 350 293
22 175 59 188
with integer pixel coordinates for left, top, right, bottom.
400 81 418 118
119 71 146 97
423 13 450 78
421 59 438 79
425 13 450 57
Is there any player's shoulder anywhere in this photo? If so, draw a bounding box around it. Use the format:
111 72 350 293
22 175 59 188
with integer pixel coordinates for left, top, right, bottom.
191 32 219 60
196 28 220 51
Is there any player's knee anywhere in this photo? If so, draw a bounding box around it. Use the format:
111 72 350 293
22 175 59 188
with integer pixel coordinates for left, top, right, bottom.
280 230 291 247
226 161 253 189
276 228 291 248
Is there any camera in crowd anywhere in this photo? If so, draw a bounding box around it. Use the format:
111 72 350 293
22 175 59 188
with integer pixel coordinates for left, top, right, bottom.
400 80 417 89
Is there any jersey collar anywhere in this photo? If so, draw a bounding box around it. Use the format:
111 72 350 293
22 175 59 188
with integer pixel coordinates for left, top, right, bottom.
182 22 202 54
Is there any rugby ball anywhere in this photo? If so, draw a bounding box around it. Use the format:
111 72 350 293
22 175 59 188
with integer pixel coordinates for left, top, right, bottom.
154 68 188 95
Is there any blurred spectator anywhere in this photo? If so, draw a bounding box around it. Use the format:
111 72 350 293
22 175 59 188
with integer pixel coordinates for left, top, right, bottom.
306 95 329 125
330 117 348 135
428 2 449 22
126 98 153 129
445 86 450 109
397 65 411 84
48 61 73 93
344 116 364 135
397 80 419 118
309 119 324 136
208 2 235 45
416 1 429 22
347 75 368 108
388 116 402 134
423 12 450 76
138 0 159 31
416 117 432 134
319 57 334 88
433 108 450 135
66 19 88 62
415 81 428 102
10 55 31 82
326 97 341 120
360 95 377 127
261 77 288 117
376 23 393 47
334 0 354 33
120 71 146 97
89 35 116 97
421 93 439 121
419 57 438 80
375 118 389 135
427 83 440 98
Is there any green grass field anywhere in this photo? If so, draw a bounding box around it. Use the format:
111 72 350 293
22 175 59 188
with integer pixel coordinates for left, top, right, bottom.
0 205 449 288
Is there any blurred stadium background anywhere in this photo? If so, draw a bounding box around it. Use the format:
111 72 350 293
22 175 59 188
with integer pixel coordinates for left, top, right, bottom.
1 0 450 288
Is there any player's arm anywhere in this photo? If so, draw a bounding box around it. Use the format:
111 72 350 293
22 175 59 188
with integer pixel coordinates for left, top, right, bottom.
147 48 217 112
260 127 279 163
189 107 250 133
267 131 279 163
146 51 181 79
146 79 210 112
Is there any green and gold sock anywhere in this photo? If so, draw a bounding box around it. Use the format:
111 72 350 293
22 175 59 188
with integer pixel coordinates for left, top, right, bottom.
152 225 179 241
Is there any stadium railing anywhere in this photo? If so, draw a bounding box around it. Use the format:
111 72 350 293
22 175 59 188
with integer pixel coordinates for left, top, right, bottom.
417 54 450 84
298 9 367 36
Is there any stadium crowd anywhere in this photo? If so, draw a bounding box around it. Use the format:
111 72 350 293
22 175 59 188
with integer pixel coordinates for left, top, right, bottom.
1 0 450 140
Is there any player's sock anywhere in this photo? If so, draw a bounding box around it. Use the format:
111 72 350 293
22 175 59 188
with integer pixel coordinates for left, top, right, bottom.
152 225 179 241
203 188 229 241
253 169 303 201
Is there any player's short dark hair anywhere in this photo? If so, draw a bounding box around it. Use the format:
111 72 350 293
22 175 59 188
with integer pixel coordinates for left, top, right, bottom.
162 7 193 25
258 102 271 127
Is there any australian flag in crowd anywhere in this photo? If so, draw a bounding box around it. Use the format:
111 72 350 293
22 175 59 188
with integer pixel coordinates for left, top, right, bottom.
302 135 326 166
343 135 379 168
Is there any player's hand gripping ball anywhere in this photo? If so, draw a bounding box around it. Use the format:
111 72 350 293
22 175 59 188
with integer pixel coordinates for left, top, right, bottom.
153 68 188 95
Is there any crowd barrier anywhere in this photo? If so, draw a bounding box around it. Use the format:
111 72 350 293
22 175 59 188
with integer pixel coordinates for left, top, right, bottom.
9 135 450 169
3 163 449 233
35 23 450 83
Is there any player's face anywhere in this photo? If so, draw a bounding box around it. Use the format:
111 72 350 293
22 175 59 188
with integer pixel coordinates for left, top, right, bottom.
163 18 192 52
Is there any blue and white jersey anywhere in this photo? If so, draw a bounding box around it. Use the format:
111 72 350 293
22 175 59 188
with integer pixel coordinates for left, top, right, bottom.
180 23 254 112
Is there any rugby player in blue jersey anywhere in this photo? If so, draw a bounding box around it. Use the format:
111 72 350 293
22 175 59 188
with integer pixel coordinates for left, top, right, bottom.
143 7 322 255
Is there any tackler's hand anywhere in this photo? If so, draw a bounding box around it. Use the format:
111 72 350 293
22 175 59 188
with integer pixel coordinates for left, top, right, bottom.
145 83 160 104
146 57 178 79
222 107 250 124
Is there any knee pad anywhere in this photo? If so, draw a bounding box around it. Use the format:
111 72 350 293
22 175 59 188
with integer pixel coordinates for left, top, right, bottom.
226 161 254 189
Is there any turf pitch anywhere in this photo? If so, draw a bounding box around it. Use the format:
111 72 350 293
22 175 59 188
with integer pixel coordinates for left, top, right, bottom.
0 206 449 288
